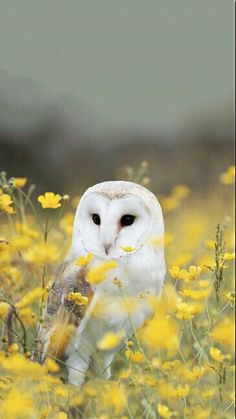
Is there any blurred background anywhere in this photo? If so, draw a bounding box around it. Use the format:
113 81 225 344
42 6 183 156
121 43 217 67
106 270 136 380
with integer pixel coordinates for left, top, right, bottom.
0 0 234 195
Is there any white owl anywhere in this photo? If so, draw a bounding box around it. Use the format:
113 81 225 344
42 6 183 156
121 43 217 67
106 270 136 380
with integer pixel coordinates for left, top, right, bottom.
36 181 166 386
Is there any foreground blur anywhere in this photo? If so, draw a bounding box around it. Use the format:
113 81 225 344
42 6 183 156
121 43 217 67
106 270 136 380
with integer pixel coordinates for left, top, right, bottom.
0 164 235 418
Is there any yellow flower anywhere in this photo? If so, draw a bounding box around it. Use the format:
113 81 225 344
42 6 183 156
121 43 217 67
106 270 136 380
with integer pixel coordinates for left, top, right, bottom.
16 222 39 239
162 360 181 371
139 286 179 355
199 279 211 289
164 233 174 246
161 196 179 212
178 269 191 281
210 347 230 362
188 265 202 279
86 260 118 284
0 193 15 214
69 394 84 407
37 192 62 209
16 287 47 309
172 185 190 199
183 365 205 381
184 405 212 419
66 292 88 306
0 301 10 317
23 243 59 265
157 381 178 399
12 177 27 188
176 265 202 282
222 252 235 261
210 317 235 350
12 235 32 250
117 368 132 379
1 354 46 377
125 349 145 363
76 252 94 267
201 387 217 399
157 403 175 418
48 323 75 357
55 385 69 398
151 357 161 368
223 291 235 302
8 343 19 353
19 307 36 326
83 383 97 397
3 387 35 419
171 253 192 266
219 166 235 185
97 331 124 350
175 300 203 320
100 383 126 415
180 288 211 300
176 384 190 398
169 265 180 279
58 412 68 419
45 357 60 373
121 245 136 252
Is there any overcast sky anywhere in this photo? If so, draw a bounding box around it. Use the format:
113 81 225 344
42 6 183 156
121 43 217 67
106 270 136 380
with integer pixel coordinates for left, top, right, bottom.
0 0 234 129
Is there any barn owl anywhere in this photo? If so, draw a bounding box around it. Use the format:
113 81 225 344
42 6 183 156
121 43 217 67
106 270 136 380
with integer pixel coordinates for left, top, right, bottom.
36 181 166 386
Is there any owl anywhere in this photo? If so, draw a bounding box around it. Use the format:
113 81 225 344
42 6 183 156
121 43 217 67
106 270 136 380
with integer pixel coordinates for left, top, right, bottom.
35 181 166 386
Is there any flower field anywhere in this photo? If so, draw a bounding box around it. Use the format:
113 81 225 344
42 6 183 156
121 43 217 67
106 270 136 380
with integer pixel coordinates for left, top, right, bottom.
0 165 235 419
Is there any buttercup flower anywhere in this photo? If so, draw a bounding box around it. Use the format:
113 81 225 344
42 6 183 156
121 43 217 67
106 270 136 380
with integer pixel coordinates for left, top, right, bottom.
66 292 88 306
12 177 27 188
97 331 124 350
210 347 230 362
86 260 118 284
0 193 15 214
180 288 211 300
23 243 59 265
125 349 145 363
37 192 62 209
210 317 235 350
219 166 235 185
175 300 203 320
76 253 94 267
223 291 235 302
0 302 10 317
222 252 235 261
3 387 35 418
169 265 181 279
157 403 176 418
172 184 190 199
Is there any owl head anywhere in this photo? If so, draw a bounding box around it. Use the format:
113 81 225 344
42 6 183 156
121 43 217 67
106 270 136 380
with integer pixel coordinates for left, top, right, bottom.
70 181 164 259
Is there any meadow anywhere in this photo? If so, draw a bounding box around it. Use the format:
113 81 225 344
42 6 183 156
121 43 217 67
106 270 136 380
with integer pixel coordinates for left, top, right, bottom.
0 163 235 419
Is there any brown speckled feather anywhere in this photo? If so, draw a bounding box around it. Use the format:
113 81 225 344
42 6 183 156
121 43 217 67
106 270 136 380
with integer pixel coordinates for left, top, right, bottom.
34 261 93 362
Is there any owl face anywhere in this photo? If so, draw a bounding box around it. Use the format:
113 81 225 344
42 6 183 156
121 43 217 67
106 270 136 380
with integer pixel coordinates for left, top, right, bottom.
71 181 164 259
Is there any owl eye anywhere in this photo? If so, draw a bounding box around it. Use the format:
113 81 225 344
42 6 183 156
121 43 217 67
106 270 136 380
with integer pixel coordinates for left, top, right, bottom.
120 214 136 227
92 213 101 225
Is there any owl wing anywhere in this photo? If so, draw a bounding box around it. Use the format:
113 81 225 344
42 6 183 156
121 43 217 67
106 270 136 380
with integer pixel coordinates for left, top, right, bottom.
33 260 93 363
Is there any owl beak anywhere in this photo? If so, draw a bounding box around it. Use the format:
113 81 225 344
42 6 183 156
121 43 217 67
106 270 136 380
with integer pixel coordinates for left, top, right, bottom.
104 242 112 255
101 223 117 255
